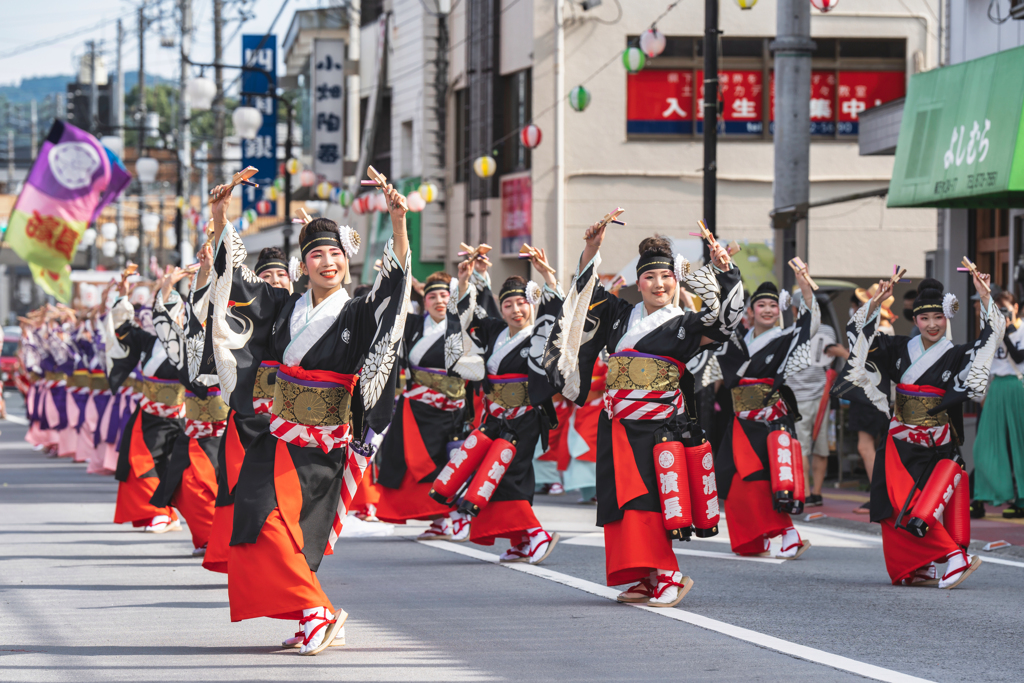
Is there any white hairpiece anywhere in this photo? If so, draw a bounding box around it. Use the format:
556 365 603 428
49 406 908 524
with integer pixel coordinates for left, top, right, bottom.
779 289 792 311
288 256 302 283
943 292 959 320
525 280 543 306
449 277 459 297
674 253 690 282
338 225 361 257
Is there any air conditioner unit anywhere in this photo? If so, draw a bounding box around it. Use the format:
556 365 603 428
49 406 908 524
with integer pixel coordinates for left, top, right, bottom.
1012 0 1024 20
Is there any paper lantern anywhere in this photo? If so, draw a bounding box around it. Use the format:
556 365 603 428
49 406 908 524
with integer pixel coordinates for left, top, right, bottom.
285 158 300 175
520 124 542 149
140 213 160 234
243 208 257 225
135 157 159 183
232 106 263 139
316 182 332 200
810 0 838 11
80 227 97 247
418 182 438 203
186 77 217 112
338 189 351 207
352 196 365 215
267 186 279 201
100 135 123 159
407 191 426 212
375 192 390 213
274 176 285 191
473 155 497 178
569 85 591 112
622 47 646 74
300 170 317 187
123 235 140 255
101 241 117 258
164 227 177 248
256 200 272 215
639 28 667 58
100 222 118 240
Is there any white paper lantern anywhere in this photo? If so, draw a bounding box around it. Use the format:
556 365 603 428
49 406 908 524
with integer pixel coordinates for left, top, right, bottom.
418 182 438 203
135 157 159 184
810 0 838 11
100 222 118 240
164 228 177 248
100 136 124 159
639 29 667 58
101 241 118 258
185 76 217 112
520 124 542 149
407 191 426 212
141 213 160 234
375 192 390 213
232 106 264 139
80 227 97 246
124 235 140 255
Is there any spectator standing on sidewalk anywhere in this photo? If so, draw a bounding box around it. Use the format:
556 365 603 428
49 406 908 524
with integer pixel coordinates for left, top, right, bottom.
787 290 843 507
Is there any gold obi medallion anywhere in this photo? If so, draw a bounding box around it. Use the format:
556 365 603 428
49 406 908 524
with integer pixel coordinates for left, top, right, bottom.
141 379 186 407
185 393 230 423
124 377 141 393
253 364 278 401
895 392 948 427
731 383 780 413
272 374 353 427
69 372 92 388
44 371 67 382
606 355 680 392
28 372 41 383
487 380 531 411
90 374 109 392
411 368 466 400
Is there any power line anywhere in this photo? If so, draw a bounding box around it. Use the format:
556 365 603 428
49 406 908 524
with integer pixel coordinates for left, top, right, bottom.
0 12 135 62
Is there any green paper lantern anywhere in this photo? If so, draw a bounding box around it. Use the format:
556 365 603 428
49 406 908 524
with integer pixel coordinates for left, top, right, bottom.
569 85 591 112
622 47 646 74
338 189 352 207
273 176 284 191
243 208 257 224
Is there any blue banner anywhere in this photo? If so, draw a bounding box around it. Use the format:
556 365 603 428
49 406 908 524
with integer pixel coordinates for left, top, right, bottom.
241 34 277 216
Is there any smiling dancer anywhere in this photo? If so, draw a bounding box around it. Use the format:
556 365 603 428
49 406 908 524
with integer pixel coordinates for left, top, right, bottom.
543 223 744 607
844 273 1002 588
204 179 410 655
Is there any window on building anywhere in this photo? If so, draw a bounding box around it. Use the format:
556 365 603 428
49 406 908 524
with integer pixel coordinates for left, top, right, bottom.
454 88 469 183
497 68 532 176
625 36 906 141
360 90 392 181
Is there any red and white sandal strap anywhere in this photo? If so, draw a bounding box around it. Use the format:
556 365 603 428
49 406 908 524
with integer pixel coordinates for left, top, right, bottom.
650 574 685 599
526 529 552 558
298 612 336 646
942 551 969 581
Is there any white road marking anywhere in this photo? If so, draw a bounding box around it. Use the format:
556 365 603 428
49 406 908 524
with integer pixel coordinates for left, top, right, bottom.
2 414 28 425
978 556 1024 569
419 540 934 683
563 532 785 564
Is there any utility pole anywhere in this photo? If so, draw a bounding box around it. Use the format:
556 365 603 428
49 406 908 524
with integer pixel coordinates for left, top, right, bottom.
137 1 147 158
88 40 99 135
116 18 125 252
6 130 13 192
29 100 37 161
175 0 192 266
702 0 719 260
212 0 225 184
770 0 814 294
554 0 565 280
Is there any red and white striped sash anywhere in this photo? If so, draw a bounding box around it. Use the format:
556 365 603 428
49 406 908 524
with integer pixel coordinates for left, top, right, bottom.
253 398 273 415
327 447 371 553
486 400 532 420
736 400 788 423
138 395 185 419
185 419 227 440
405 383 466 412
269 417 352 453
604 388 684 421
888 417 951 447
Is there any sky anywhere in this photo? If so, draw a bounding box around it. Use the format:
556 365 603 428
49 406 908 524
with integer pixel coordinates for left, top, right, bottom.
0 0 336 87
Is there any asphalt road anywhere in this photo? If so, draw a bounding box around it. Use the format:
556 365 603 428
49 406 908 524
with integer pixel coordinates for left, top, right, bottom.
1 412 1022 682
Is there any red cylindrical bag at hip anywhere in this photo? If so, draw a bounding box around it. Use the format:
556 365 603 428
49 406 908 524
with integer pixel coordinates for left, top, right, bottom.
767 427 805 514
906 458 964 538
429 425 495 505
460 429 518 517
945 465 971 549
652 428 692 541
684 439 719 538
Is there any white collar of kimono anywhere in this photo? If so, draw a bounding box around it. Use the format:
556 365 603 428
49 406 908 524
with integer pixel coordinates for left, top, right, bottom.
283 287 351 366
143 336 168 376
487 324 534 374
901 334 953 385
409 314 446 367
744 324 786 357
614 303 682 353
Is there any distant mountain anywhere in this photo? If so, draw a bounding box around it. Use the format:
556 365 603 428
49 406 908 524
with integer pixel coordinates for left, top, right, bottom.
0 71 175 103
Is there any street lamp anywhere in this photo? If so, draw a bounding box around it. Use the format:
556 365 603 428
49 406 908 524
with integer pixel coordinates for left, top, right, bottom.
186 77 217 111
232 106 263 139
141 213 161 234
135 157 159 184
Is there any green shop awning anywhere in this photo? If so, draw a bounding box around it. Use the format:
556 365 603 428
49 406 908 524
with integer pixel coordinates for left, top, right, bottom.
887 45 1024 209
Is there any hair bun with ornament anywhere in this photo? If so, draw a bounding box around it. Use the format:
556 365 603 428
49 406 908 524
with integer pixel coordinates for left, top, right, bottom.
779 288 792 311
525 280 543 306
288 256 302 283
339 225 361 257
943 291 959 320
674 253 690 282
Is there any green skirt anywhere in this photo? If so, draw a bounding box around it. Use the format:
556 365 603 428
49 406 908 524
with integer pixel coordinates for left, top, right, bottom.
973 374 1024 505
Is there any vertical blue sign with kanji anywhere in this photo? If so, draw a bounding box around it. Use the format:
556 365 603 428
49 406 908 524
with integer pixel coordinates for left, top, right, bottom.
241 34 277 216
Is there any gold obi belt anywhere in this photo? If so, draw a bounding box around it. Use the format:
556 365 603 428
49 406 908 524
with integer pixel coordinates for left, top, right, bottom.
606 352 681 392
123 376 141 393
894 384 948 427
253 361 280 401
410 366 466 400
141 377 186 407
69 371 92 388
28 372 42 383
90 372 109 392
184 389 230 423
487 374 531 410
730 380 780 413
44 371 67 382
271 365 356 427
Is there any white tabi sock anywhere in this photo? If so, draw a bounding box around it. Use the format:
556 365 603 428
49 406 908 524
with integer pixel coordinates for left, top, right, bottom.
778 527 802 558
